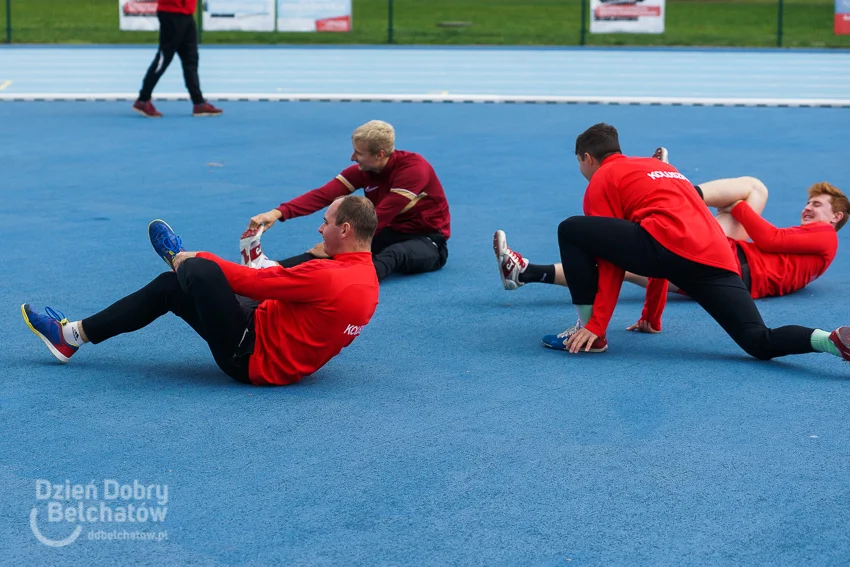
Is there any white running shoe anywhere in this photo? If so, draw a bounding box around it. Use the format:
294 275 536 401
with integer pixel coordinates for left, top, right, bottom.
493 230 529 291
239 226 273 269
653 147 669 163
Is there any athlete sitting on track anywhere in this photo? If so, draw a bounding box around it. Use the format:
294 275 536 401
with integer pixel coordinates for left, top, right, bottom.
22 196 380 386
240 120 451 282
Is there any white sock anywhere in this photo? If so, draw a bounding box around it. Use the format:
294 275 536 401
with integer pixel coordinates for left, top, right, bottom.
255 255 279 269
575 305 593 327
810 329 840 357
246 252 279 270
62 321 86 346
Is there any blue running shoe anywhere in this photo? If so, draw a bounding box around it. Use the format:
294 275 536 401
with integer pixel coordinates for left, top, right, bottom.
148 219 185 271
542 320 608 353
21 304 79 363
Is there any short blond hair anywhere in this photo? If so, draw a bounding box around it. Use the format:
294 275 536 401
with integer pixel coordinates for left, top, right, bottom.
352 120 395 155
808 182 849 231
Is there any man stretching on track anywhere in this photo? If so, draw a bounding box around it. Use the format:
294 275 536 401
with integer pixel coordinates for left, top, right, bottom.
240 120 451 282
21 196 380 386
511 122 850 364
495 147 847 333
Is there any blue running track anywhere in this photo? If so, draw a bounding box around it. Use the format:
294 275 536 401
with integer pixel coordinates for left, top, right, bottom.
1 46 849 566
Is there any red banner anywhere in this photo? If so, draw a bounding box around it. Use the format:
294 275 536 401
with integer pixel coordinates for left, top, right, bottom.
316 15 351 32
595 5 662 18
836 13 850 34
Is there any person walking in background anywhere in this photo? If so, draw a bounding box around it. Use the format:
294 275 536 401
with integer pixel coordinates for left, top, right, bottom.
132 0 222 118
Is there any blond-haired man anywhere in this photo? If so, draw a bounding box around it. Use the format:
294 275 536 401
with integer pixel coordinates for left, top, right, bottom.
245 120 451 281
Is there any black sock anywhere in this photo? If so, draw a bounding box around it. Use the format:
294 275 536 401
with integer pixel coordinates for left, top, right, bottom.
519 263 556 284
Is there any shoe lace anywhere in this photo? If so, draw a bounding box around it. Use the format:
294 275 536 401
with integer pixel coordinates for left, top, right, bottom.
156 231 184 254
44 306 68 324
507 247 525 266
502 248 527 275
240 225 264 241
556 319 582 339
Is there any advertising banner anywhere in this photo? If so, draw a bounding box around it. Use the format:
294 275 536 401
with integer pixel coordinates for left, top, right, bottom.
277 0 352 32
120 1 275 32
204 0 276 31
119 0 159 31
590 0 665 34
836 0 850 34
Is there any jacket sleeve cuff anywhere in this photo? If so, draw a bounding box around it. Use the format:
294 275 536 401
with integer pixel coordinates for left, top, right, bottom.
584 322 605 337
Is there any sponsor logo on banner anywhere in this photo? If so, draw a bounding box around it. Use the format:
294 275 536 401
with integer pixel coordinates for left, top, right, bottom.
119 0 159 30
203 0 276 31
120 0 351 32
278 0 352 32
837 14 850 34
590 0 665 34
316 15 351 32
119 0 275 31
123 0 157 17
836 0 850 34
596 4 661 19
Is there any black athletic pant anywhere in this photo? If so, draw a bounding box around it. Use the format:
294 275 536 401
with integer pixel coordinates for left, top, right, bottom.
82 258 255 382
278 229 449 282
139 11 205 105
694 183 753 289
557 216 815 360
